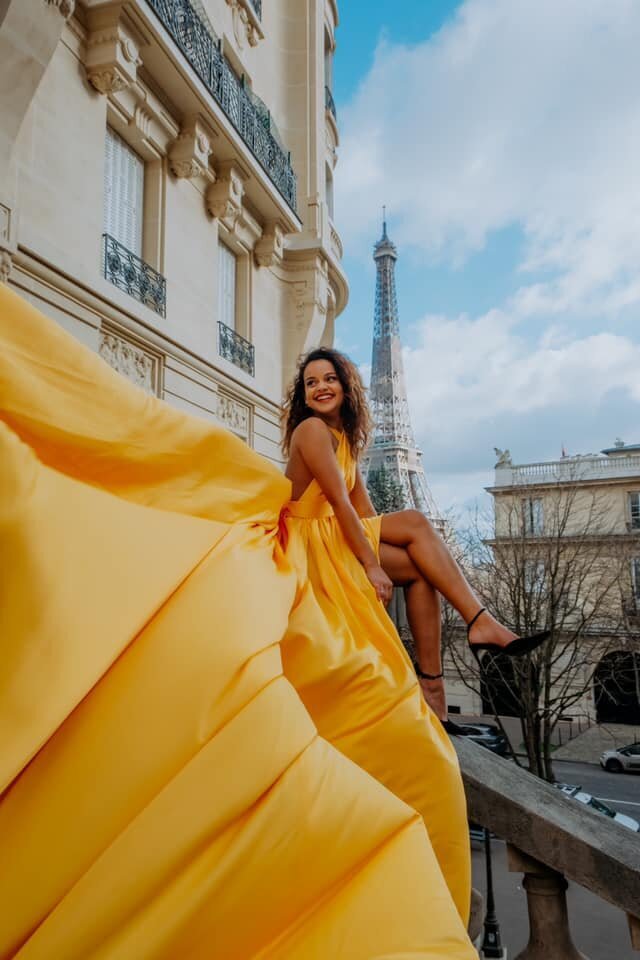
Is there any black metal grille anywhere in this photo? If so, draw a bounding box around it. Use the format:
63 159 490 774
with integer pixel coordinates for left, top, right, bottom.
218 320 255 376
102 234 166 317
325 85 336 120
146 0 296 211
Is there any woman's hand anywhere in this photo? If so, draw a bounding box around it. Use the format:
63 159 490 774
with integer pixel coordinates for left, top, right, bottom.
418 676 447 722
365 563 394 605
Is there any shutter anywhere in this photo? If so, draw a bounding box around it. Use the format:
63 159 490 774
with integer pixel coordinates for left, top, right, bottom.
218 241 237 329
104 127 144 256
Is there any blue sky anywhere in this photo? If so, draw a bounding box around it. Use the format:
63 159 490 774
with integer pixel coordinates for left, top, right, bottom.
331 0 640 515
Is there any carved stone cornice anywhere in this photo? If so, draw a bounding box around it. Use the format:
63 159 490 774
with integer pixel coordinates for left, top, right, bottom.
206 162 245 231
254 221 284 268
225 0 263 49
45 0 75 19
85 8 142 95
169 117 214 181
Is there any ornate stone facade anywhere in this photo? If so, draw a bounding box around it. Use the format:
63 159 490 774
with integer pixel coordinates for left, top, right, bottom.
0 0 348 466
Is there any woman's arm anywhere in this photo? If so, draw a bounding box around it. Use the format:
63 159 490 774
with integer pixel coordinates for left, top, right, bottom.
349 469 377 519
294 420 393 603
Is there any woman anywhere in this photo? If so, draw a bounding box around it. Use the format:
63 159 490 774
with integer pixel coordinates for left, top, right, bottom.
0 285 477 959
279 347 547 921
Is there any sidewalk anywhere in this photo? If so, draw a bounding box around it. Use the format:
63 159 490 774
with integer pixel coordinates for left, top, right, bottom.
553 723 640 763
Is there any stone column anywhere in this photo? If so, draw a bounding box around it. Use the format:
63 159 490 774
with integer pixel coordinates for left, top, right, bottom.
507 845 588 960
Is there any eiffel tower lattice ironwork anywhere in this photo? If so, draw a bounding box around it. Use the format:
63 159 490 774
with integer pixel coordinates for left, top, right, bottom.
363 214 441 522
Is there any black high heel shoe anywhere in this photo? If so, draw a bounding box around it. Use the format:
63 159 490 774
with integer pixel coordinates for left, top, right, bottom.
467 607 550 662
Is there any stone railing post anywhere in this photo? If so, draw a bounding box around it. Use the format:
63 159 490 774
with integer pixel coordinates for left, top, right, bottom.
507 845 587 960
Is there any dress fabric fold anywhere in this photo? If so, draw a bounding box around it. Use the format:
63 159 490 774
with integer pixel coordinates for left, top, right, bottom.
0 283 475 959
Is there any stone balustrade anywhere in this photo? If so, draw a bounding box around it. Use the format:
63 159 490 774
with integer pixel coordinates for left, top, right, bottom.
454 737 640 958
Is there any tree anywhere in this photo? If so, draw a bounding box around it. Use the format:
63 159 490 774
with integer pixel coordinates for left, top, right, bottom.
367 464 406 514
443 479 639 781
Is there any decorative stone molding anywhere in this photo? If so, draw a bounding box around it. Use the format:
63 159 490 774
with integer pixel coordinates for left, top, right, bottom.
254 221 284 268
99 329 159 395
225 0 262 48
45 0 75 19
0 204 12 247
217 392 250 437
0 250 12 284
169 117 214 181
85 10 142 95
206 162 245 231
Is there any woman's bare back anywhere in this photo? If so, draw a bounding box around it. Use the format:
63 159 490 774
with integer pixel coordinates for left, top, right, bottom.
285 420 339 500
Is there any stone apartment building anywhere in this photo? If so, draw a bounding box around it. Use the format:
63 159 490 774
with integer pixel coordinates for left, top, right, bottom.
0 0 347 463
446 441 640 726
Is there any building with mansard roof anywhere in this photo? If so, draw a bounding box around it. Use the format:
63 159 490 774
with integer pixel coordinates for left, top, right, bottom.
0 0 346 463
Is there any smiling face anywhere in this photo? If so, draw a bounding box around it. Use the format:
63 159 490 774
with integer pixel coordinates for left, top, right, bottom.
303 359 345 421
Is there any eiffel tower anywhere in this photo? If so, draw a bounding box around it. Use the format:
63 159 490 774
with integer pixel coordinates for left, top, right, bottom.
363 213 441 524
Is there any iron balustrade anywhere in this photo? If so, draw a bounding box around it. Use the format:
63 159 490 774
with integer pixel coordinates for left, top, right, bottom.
218 320 255 376
325 85 336 120
102 234 166 318
145 0 296 211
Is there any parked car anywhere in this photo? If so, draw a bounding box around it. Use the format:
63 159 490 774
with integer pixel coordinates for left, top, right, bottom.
600 743 640 773
554 782 640 832
446 720 512 757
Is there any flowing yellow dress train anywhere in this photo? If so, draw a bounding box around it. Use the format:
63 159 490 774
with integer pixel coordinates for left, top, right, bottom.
0 283 475 959
282 432 471 921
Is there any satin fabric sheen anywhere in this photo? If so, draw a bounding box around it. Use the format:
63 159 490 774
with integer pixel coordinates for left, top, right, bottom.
282 432 471 921
0 284 475 959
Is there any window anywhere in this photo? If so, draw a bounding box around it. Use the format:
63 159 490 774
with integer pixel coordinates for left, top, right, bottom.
524 559 546 595
632 558 640 602
104 127 144 255
522 497 544 536
218 240 237 330
324 28 333 90
325 165 334 220
629 492 640 530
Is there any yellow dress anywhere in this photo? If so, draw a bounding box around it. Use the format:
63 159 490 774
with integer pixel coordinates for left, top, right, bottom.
282 432 471 921
0 283 475 959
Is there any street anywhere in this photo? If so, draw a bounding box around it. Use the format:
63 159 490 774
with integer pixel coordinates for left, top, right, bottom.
552 760 640 818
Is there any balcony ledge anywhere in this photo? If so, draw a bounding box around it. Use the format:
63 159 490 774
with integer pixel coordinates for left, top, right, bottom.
454 736 640 927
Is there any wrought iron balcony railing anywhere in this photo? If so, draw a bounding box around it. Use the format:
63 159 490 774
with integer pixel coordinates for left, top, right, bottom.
325 85 336 120
102 234 166 318
146 0 296 211
218 320 255 376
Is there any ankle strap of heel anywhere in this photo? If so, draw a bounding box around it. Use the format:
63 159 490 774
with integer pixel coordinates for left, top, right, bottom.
466 607 487 635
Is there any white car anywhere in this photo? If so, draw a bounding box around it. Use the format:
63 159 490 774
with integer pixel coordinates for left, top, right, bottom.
600 743 640 774
555 783 640 832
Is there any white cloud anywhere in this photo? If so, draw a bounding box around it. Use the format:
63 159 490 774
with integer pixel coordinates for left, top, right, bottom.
404 310 640 435
336 0 640 317
335 0 640 508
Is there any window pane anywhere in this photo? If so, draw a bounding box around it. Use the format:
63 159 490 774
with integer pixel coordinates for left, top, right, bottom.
632 558 640 600
218 241 237 330
630 492 640 529
104 127 144 256
523 497 543 535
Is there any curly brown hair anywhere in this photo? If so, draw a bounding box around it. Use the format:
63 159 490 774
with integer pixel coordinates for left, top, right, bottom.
281 347 373 459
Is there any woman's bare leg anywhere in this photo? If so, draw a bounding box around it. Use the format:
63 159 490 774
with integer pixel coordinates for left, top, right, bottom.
381 510 518 649
380 542 447 720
